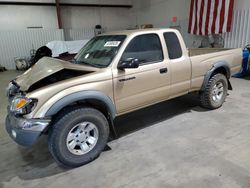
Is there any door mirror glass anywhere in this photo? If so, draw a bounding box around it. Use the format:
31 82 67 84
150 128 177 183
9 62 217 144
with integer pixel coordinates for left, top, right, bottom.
118 58 140 70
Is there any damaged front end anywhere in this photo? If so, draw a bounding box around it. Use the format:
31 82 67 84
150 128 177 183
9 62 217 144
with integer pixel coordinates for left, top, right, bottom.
15 57 97 92
7 57 97 114
5 57 97 146
6 80 21 102
6 81 50 146
27 69 90 92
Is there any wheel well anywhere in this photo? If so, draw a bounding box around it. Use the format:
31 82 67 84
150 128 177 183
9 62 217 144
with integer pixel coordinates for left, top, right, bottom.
210 66 232 90
201 65 232 91
211 67 229 79
49 99 117 138
83 99 110 118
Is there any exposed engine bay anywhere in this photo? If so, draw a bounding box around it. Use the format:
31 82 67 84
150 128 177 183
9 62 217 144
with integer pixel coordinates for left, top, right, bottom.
27 69 91 92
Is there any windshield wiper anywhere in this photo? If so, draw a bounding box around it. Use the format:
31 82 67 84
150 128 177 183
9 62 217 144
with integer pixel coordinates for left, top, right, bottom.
92 63 107 68
76 60 96 67
76 60 106 68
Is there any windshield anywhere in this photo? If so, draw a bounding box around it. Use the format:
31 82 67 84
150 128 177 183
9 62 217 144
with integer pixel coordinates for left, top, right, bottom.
75 35 127 68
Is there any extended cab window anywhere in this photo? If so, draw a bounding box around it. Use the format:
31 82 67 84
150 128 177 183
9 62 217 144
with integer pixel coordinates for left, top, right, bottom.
121 34 163 64
164 32 182 59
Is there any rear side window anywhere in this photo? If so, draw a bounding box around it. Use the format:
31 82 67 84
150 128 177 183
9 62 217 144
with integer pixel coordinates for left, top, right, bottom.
121 34 163 64
164 32 182 59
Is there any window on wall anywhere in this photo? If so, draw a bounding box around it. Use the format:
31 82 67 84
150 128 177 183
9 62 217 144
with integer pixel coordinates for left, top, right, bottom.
164 32 183 59
121 34 163 64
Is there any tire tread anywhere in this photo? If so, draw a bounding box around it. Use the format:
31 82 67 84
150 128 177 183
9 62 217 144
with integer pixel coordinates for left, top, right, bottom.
200 73 228 109
48 107 109 168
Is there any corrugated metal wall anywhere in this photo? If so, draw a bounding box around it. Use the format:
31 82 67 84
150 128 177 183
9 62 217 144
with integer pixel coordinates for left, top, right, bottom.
224 9 250 48
64 28 95 41
0 29 64 69
0 28 96 69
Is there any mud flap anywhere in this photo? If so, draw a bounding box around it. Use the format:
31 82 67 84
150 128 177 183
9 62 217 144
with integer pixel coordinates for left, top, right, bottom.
228 79 233 90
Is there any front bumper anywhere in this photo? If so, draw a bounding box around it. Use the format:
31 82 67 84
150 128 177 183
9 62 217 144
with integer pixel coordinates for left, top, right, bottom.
5 110 51 146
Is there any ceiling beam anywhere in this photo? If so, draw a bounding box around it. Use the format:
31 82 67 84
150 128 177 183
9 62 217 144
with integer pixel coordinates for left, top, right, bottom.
0 1 132 8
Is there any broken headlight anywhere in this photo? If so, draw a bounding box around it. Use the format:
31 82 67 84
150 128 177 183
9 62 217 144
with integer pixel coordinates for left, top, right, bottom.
10 96 37 115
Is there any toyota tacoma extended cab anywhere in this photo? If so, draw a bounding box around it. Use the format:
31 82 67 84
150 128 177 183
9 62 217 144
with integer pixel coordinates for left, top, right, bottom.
6 29 242 167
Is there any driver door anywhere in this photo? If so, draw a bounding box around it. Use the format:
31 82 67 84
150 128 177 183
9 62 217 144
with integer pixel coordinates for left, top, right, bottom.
112 33 171 114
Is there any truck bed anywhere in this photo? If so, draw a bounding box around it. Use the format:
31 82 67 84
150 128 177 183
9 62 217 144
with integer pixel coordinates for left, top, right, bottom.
188 48 232 57
188 48 242 92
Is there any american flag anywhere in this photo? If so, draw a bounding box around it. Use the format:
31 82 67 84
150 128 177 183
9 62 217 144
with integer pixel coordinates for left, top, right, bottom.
188 0 234 35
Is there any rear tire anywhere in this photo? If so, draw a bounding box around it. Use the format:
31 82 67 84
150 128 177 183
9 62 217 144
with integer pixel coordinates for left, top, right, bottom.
48 107 109 168
200 73 228 109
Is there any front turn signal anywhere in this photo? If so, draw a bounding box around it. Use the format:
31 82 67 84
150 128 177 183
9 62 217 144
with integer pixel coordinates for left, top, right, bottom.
15 99 29 109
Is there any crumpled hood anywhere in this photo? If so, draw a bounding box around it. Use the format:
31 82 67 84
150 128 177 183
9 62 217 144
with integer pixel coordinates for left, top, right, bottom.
15 57 99 91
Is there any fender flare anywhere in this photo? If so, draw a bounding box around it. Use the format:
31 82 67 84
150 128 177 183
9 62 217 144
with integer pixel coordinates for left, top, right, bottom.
201 61 232 91
45 91 117 120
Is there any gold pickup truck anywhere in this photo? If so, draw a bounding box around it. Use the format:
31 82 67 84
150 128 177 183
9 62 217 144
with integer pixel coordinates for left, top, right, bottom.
6 29 242 167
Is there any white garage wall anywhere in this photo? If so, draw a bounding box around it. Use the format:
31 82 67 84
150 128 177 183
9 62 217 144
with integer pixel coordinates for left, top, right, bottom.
2 0 249 69
0 0 133 30
0 0 135 69
0 0 132 5
132 0 250 48
100 7 135 31
224 9 250 48
223 0 250 48
132 0 190 28
61 6 136 40
60 0 132 5
61 6 135 31
131 0 202 48
0 0 54 2
0 29 64 69
234 0 250 10
0 5 58 30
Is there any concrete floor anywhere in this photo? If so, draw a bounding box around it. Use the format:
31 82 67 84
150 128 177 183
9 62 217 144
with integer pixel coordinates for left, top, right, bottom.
0 70 250 188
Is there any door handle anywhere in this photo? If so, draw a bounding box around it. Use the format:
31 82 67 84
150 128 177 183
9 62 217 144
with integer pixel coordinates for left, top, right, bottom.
159 68 168 74
119 76 136 82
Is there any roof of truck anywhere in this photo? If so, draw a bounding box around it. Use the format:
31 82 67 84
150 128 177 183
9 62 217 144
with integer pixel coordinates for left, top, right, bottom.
101 28 178 36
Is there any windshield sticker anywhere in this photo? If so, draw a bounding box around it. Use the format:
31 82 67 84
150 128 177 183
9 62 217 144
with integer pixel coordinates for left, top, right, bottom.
104 41 121 47
84 53 90 59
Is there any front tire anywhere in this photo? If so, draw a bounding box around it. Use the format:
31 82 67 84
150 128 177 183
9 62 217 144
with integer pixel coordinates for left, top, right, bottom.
48 107 109 168
200 73 228 109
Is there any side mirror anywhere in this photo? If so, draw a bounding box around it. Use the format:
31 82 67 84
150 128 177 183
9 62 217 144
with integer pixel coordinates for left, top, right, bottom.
118 58 140 70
